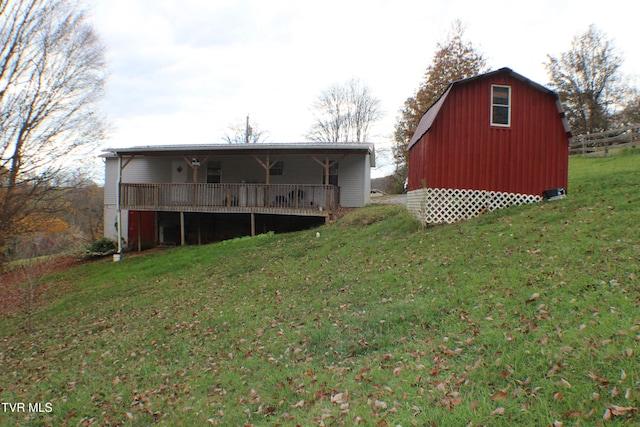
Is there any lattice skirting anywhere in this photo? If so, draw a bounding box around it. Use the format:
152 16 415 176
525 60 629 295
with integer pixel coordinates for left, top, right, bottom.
407 188 542 224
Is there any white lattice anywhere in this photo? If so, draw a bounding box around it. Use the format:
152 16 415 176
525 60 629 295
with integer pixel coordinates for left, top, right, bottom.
408 188 541 224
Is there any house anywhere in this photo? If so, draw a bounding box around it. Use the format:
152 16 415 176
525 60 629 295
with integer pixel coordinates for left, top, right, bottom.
102 142 375 252
406 68 571 224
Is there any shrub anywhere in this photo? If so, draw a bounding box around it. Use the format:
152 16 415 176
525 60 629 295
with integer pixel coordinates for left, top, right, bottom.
85 237 117 257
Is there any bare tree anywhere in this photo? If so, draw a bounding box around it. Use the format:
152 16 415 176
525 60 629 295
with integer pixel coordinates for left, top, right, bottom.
545 24 625 135
222 115 270 144
306 78 382 143
0 0 108 267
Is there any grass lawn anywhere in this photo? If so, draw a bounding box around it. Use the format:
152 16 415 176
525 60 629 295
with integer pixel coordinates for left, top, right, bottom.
1 150 639 426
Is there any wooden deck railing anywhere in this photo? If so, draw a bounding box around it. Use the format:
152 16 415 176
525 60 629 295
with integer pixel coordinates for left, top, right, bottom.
120 183 339 216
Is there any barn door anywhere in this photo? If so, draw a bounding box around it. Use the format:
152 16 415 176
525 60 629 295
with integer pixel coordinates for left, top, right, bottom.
128 211 156 251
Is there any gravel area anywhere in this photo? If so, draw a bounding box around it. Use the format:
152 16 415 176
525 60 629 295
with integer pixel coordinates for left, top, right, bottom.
369 194 407 205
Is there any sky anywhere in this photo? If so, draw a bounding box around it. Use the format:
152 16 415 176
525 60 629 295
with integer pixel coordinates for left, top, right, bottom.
85 0 639 177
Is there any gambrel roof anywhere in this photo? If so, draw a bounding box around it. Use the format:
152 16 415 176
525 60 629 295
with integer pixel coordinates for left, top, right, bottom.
408 67 570 149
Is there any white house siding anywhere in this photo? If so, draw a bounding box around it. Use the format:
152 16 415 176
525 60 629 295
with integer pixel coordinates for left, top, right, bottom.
338 154 370 207
103 204 121 242
103 157 119 241
104 156 172 204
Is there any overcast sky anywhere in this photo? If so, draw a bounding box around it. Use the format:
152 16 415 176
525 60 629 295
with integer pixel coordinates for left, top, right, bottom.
86 0 639 177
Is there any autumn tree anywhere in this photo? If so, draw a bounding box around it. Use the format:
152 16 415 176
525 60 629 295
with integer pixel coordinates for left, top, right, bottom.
58 171 104 241
392 20 487 191
306 77 382 143
545 24 625 135
0 0 108 267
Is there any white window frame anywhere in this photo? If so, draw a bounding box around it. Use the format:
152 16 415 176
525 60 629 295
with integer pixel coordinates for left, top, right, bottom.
491 85 511 127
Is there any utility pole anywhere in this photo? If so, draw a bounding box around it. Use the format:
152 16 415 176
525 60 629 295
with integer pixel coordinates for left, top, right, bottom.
245 114 253 144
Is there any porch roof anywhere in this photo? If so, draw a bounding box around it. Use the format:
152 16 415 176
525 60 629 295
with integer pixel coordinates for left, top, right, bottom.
102 142 376 167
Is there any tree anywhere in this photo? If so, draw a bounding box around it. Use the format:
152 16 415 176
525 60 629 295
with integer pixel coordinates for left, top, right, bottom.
613 87 640 127
306 77 382 143
0 0 108 267
545 24 625 135
222 115 270 144
392 21 487 190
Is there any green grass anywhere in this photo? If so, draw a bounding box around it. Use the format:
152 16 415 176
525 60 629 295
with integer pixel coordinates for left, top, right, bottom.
1 150 639 426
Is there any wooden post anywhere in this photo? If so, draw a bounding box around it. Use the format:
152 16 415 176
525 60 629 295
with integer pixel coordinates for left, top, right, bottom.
137 211 142 253
252 154 283 207
180 211 185 246
324 157 329 212
197 215 202 245
252 213 256 236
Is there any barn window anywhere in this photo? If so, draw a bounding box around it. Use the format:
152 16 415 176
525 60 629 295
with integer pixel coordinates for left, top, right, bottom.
491 85 511 126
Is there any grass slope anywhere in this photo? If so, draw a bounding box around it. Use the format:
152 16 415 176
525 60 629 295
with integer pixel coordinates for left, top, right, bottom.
1 151 639 426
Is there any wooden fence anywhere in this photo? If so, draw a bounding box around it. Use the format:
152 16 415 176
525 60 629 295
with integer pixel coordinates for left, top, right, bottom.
570 124 640 156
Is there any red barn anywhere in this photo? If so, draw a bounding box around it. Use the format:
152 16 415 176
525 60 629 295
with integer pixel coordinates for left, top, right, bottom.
406 68 571 223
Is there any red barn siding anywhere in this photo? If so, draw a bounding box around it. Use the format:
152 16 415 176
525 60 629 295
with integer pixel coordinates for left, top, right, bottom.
408 70 569 196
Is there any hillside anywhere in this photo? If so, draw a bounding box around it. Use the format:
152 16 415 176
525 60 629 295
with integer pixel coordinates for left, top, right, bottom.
1 151 639 426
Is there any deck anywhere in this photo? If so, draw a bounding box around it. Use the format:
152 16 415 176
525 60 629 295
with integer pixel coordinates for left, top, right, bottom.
120 183 339 217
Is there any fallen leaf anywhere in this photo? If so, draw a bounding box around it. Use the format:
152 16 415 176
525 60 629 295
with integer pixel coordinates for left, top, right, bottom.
438 397 462 409
557 378 572 388
374 400 388 410
290 400 305 409
611 386 621 398
608 405 637 416
526 292 540 304
562 410 582 419
331 392 348 404
490 407 505 416
491 390 508 401
588 371 609 385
